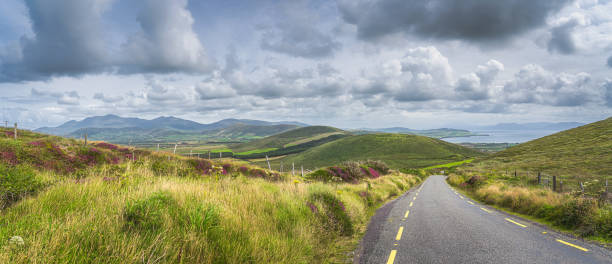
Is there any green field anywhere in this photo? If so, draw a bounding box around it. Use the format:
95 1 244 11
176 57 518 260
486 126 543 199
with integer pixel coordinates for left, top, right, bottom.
257 133 484 170
231 126 347 153
423 159 474 170
234 148 278 155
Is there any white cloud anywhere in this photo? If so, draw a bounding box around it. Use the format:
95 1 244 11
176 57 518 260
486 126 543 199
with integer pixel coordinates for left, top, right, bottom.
120 0 214 73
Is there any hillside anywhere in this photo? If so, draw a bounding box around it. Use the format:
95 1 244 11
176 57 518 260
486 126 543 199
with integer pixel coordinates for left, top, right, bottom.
467 117 612 184
231 126 348 153
0 128 420 263
66 124 298 144
264 133 484 169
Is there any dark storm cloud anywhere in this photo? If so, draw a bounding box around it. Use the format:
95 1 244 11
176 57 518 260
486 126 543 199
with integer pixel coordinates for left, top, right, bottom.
260 1 341 58
337 0 572 42
547 17 581 54
0 0 110 82
0 0 213 83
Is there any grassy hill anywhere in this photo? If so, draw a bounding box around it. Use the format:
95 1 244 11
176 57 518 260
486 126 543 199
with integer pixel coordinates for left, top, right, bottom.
231 126 347 153
0 128 422 263
462 117 612 190
260 133 484 170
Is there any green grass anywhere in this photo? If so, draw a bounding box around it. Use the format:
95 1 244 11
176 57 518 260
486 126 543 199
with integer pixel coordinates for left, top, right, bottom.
234 148 278 155
210 148 233 153
0 129 423 263
423 159 473 170
232 126 346 153
459 117 612 192
261 133 485 170
284 132 345 147
447 174 612 243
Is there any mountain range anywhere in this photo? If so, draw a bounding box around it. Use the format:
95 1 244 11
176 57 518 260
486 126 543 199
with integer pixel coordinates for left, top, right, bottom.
36 114 308 135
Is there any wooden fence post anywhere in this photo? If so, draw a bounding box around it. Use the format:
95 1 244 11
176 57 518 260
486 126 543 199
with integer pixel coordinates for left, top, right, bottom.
292 163 295 176
553 176 557 192
190 150 193 157
157 144 159 152
84 128 87 145
301 166 304 178
266 155 271 170
537 172 541 185
280 161 283 173
514 170 517 177
14 123 17 139
559 180 563 192
173 144 177 154
219 152 222 159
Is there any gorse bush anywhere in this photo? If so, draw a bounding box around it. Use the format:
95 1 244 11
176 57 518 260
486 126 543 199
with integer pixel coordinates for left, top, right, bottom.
0 164 43 209
306 160 391 183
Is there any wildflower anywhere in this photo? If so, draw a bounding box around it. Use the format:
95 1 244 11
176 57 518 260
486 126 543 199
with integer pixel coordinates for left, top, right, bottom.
336 190 343 195
306 201 318 213
294 179 301 184
9 236 24 246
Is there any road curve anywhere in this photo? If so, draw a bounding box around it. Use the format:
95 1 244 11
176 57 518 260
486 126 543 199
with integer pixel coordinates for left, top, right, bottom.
354 175 612 264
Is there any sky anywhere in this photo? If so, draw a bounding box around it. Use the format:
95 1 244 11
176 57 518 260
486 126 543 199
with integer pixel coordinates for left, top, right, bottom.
0 0 611 130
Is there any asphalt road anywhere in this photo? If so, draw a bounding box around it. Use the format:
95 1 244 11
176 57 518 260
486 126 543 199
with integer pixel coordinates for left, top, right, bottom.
355 175 612 264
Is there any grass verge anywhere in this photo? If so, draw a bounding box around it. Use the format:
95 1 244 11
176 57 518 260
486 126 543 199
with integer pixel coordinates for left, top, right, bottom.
447 173 612 244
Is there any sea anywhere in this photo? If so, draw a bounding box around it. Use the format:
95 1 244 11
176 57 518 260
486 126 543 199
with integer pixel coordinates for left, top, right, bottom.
441 130 561 144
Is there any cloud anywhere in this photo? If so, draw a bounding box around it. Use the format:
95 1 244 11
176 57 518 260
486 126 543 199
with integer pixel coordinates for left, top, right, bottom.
120 0 214 73
502 64 596 106
31 88 80 105
337 0 572 42
260 0 341 58
57 91 80 105
454 60 504 100
0 0 112 82
353 46 454 102
604 80 612 107
93 93 123 103
547 13 589 54
144 78 193 105
0 0 214 83
195 72 237 100
608 56 612 67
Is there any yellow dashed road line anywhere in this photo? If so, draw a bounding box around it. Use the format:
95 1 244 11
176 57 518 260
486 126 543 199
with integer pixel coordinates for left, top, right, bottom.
467 201 475 205
413 197 416 201
386 250 397 264
395 226 404 241
459 195 464 199
556 239 589 252
505 218 527 228
409 202 413 207
480 207 492 213
404 210 410 218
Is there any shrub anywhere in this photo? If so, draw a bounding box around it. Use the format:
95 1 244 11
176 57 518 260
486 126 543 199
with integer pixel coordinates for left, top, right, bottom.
0 164 43 209
309 191 353 236
123 191 177 232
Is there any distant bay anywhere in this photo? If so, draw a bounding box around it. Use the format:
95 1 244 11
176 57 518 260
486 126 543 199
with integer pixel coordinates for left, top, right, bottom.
442 129 561 143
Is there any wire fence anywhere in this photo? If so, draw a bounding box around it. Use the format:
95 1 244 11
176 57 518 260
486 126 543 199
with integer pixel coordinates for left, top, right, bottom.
459 167 612 203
